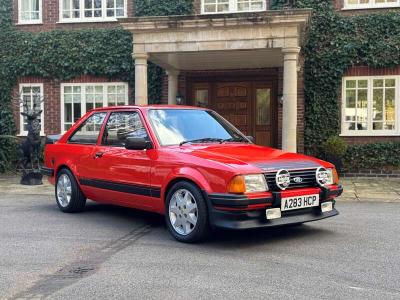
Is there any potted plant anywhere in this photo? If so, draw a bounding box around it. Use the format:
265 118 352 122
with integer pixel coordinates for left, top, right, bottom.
322 136 347 175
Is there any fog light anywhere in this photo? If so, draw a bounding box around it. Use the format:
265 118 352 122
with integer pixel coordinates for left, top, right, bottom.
321 201 333 213
266 208 281 220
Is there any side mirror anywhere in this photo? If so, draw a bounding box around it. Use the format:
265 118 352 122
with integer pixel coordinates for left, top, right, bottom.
125 137 152 150
246 136 255 143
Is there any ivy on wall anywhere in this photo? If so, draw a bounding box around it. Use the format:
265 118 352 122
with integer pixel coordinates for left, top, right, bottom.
0 0 193 172
272 0 400 158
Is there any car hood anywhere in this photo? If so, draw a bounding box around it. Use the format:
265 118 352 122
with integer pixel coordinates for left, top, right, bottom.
170 143 332 172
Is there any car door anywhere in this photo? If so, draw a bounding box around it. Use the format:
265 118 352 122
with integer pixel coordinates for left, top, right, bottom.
80 110 155 210
66 111 108 188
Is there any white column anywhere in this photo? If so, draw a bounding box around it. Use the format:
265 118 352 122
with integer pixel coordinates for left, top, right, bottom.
282 47 300 153
167 70 179 105
133 53 148 105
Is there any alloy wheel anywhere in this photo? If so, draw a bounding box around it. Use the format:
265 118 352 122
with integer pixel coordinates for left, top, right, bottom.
169 189 198 236
56 174 72 208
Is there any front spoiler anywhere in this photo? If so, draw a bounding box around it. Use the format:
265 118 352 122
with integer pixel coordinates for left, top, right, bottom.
204 186 341 230
209 206 339 230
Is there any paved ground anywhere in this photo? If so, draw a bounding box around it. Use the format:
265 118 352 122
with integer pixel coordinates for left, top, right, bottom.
0 176 399 299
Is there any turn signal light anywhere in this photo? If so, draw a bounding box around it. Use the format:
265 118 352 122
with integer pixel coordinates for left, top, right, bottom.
333 168 339 185
227 175 246 194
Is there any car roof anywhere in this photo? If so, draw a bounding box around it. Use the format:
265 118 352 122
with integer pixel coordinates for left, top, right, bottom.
88 105 209 113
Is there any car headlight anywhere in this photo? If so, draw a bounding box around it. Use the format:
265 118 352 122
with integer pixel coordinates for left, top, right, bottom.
316 167 338 186
227 174 268 194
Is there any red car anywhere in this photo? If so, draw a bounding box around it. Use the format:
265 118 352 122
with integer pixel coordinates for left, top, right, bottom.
42 106 342 242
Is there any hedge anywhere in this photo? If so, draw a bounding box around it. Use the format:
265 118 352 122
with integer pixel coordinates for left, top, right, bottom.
344 142 400 171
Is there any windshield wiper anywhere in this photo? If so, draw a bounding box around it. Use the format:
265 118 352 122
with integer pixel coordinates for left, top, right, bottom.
221 137 249 143
179 138 224 146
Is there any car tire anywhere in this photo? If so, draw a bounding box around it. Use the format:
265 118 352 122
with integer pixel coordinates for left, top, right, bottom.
165 181 210 243
55 168 86 213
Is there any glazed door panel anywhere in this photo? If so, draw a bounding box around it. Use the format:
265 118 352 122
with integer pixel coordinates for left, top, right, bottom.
254 84 273 147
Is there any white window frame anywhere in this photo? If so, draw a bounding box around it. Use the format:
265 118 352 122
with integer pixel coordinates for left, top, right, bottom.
18 0 43 24
201 0 266 15
18 83 45 136
341 76 400 136
60 82 129 133
58 0 127 23
343 0 400 10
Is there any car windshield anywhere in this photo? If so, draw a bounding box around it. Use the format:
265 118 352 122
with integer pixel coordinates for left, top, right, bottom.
147 109 248 146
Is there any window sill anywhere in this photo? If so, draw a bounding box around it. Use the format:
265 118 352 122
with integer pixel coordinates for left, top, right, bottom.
342 5 400 10
340 132 400 137
17 133 46 137
201 9 266 15
57 18 121 24
16 21 43 25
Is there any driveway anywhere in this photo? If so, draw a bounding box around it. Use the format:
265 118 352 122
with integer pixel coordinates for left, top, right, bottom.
0 189 399 299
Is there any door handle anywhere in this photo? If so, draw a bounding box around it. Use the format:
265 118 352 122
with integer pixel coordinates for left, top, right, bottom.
94 152 104 159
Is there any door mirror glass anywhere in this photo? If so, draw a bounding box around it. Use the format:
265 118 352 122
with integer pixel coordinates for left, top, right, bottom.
125 137 152 150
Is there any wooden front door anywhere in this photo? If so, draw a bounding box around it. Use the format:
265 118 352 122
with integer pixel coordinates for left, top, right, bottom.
190 80 276 147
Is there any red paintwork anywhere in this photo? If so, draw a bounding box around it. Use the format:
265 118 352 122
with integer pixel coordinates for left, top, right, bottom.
44 105 338 215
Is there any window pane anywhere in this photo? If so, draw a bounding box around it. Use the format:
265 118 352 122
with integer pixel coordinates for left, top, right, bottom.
386 88 395 122
64 103 72 123
204 5 216 12
358 80 368 88
20 85 43 133
21 0 29 11
346 90 356 109
256 88 271 126
32 0 39 10
73 103 81 122
373 79 383 87
373 89 383 121
63 0 70 10
102 112 148 147
69 113 106 144
85 0 92 8
386 79 395 87
116 0 123 8
195 89 209 108
346 80 356 89
116 8 124 16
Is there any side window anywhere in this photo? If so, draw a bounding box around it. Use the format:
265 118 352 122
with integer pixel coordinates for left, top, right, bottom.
69 112 107 144
102 111 148 147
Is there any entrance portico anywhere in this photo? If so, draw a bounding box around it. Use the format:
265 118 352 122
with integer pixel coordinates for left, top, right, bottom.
121 10 310 152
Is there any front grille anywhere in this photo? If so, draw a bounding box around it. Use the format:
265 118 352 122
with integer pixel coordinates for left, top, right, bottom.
265 168 318 191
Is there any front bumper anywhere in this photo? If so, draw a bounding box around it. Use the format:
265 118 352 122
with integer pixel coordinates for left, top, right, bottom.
205 186 342 230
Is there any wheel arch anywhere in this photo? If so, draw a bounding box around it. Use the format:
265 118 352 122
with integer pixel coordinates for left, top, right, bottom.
161 168 212 204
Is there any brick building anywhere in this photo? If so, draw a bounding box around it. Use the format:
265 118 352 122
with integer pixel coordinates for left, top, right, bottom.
12 0 400 153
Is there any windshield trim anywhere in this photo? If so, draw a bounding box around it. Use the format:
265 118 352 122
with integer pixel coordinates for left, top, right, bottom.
146 108 249 147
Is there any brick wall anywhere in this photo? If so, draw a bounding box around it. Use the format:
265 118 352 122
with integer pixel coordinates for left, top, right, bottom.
13 0 135 32
13 75 133 135
340 65 400 145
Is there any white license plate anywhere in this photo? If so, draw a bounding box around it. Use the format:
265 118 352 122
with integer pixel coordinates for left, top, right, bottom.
281 194 319 211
